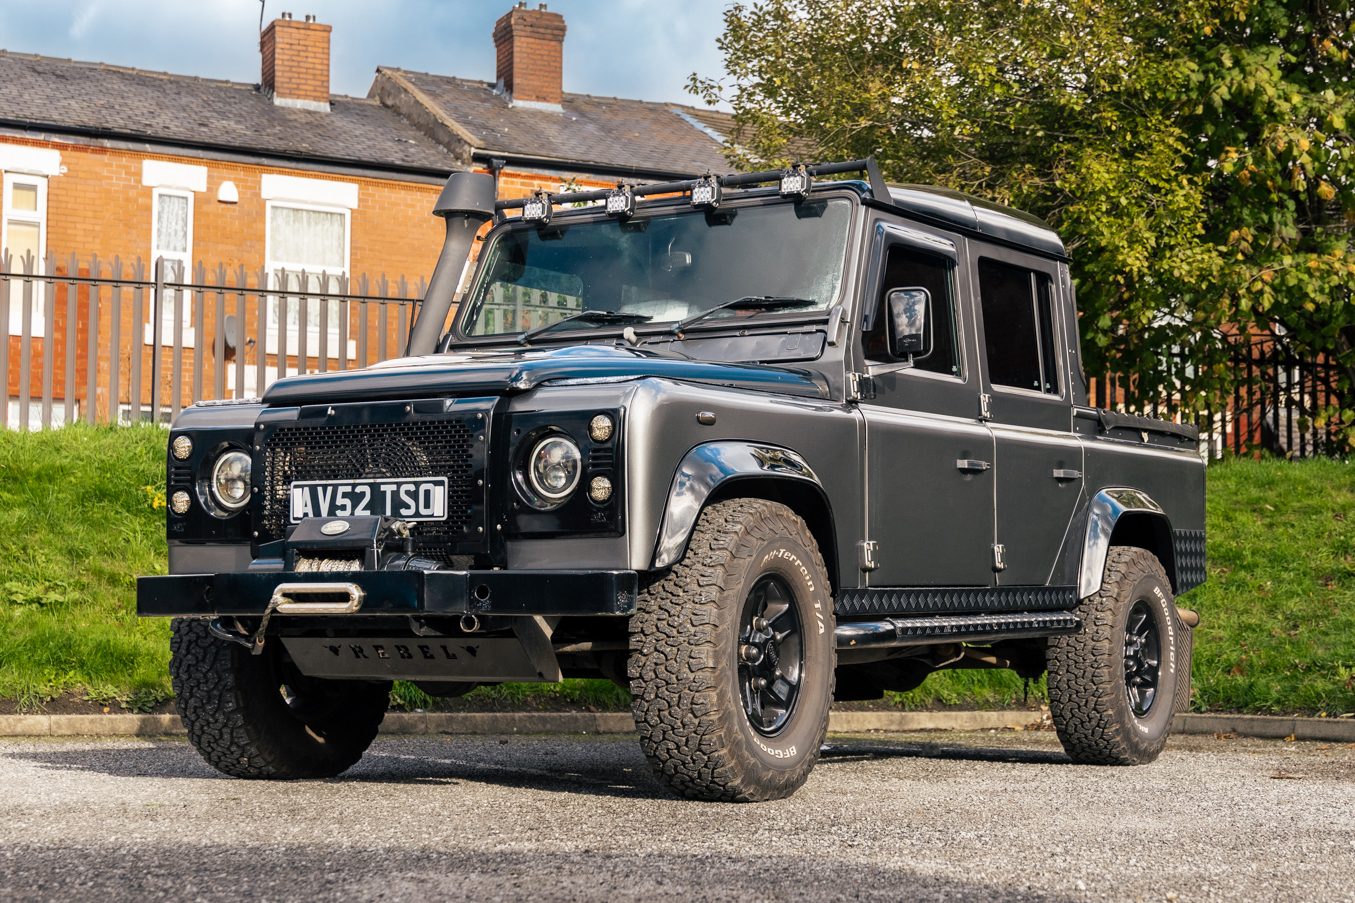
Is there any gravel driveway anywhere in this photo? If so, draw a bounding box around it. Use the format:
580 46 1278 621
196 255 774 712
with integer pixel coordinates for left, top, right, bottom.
0 729 1349 902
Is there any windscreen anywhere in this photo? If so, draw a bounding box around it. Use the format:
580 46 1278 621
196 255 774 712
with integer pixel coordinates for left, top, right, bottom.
459 198 853 337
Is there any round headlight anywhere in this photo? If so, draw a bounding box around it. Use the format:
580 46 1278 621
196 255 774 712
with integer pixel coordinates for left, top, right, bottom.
527 436 581 502
211 450 252 511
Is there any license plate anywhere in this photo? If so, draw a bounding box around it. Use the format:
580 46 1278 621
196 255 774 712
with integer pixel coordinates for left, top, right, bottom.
289 477 448 523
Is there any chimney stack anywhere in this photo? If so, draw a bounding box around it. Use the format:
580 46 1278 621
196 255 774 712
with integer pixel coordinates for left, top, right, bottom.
261 12 331 112
493 3 566 109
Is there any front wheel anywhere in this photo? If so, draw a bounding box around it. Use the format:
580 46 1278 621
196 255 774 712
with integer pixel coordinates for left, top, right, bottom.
629 499 835 802
170 618 390 779
1047 547 1185 765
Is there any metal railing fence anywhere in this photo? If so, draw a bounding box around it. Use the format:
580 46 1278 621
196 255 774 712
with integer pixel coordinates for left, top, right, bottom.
4 248 1348 459
2 250 427 430
1089 336 1346 460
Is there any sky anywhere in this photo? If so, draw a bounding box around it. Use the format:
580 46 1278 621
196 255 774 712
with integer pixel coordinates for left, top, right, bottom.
0 0 735 108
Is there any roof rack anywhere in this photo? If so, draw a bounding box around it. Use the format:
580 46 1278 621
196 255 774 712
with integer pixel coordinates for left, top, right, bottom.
493 157 892 216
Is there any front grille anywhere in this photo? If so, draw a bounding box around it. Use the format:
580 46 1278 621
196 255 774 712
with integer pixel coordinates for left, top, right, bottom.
259 417 482 562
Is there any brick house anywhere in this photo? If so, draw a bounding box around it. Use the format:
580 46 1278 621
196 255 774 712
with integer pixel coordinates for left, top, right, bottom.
0 4 733 426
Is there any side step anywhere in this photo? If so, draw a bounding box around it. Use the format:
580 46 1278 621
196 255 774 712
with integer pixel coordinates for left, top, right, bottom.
836 611 1081 650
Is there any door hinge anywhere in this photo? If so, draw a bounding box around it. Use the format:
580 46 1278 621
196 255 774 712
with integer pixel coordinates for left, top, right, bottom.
847 372 876 402
991 543 1007 572
858 540 879 571
979 393 993 420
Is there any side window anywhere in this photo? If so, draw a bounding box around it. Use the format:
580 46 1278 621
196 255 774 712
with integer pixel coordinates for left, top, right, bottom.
863 246 960 377
977 257 1059 394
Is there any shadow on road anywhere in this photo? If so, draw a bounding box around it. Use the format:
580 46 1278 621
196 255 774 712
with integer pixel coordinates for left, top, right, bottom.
1 733 1071 800
819 739 1072 767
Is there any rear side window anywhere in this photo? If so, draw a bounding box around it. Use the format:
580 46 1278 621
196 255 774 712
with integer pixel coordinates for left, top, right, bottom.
977 258 1059 394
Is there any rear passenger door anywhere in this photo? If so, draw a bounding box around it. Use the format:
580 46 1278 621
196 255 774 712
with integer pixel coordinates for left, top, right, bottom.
971 247 1084 586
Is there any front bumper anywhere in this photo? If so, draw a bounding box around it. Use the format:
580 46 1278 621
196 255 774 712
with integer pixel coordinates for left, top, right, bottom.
136 569 638 619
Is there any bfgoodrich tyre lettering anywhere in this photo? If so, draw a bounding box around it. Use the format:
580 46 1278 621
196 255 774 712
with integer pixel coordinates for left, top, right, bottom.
1047 546 1182 765
629 498 835 802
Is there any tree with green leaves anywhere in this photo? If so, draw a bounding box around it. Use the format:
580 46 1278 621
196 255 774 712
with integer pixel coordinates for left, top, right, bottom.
692 0 1355 451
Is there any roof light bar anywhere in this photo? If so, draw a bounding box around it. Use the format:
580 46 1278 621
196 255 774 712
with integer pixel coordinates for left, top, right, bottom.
521 190 553 224
779 164 812 201
492 159 891 217
605 184 635 218
690 173 722 209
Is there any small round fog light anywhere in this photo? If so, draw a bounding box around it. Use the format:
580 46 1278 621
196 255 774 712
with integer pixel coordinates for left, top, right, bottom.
171 435 192 460
588 475 613 503
588 414 613 443
170 490 192 514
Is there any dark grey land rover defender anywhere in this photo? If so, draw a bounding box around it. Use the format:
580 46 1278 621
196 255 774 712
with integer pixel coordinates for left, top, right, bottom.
138 160 1206 802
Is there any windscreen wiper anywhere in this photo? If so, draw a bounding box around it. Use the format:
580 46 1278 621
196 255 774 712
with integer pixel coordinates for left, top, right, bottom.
668 296 817 335
519 310 653 345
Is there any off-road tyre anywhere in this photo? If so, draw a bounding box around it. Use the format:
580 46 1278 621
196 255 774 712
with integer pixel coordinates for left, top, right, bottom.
1047 547 1184 765
629 499 835 802
170 618 390 779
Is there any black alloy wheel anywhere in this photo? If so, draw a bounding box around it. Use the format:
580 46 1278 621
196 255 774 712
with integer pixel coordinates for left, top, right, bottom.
1046 546 1185 766
1123 600 1161 717
737 575 804 736
629 498 835 801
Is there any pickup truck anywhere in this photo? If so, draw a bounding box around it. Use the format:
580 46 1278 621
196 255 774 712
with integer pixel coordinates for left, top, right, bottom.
139 159 1205 802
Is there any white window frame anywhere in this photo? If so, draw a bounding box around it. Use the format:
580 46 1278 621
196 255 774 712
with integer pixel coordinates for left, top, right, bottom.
3 173 48 337
264 199 352 358
145 186 195 346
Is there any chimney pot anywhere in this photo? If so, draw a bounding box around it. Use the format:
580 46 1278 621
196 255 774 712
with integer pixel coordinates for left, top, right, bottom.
493 4 566 108
305 13 315 22
261 15 332 111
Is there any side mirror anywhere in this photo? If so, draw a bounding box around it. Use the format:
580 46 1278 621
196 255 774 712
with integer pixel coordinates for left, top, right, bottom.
886 287 932 360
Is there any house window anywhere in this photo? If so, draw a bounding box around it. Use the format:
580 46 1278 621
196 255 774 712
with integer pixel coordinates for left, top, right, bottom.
148 187 195 344
3 173 47 336
265 201 349 347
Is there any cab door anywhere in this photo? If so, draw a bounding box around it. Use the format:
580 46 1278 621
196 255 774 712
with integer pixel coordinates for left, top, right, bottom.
970 246 1084 586
857 221 994 588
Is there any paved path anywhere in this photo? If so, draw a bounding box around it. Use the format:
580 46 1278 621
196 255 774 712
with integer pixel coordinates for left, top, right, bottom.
1 730 1350 902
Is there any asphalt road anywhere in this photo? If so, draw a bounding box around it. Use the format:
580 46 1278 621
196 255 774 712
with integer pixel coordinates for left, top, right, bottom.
0 729 1350 902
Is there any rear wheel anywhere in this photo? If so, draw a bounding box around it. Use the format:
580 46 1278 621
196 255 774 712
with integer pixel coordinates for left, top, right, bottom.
170 618 389 779
629 499 835 802
1047 547 1183 765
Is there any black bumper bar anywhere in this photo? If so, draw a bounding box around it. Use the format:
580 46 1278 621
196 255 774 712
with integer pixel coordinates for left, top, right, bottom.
137 569 638 618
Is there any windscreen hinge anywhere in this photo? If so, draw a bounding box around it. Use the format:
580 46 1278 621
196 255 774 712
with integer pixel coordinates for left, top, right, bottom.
847 372 876 402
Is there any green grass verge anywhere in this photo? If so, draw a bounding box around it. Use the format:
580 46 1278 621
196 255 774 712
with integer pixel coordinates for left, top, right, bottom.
2 425 1351 715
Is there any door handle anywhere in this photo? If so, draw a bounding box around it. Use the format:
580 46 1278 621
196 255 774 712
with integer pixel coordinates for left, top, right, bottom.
1052 469 1082 481
956 459 991 473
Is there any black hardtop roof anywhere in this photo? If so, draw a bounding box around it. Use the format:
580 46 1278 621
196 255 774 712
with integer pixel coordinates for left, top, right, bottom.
885 183 1066 259
492 158 1066 260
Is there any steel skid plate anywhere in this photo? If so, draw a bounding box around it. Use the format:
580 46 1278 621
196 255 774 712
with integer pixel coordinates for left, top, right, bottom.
282 636 543 681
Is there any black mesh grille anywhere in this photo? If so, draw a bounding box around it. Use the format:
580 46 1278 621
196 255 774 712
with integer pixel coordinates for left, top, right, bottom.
260 418 480 560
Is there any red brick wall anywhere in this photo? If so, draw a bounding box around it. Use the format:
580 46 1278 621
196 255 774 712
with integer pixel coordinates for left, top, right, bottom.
2 135 446 418
261 17 331 105
493 7 566 106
